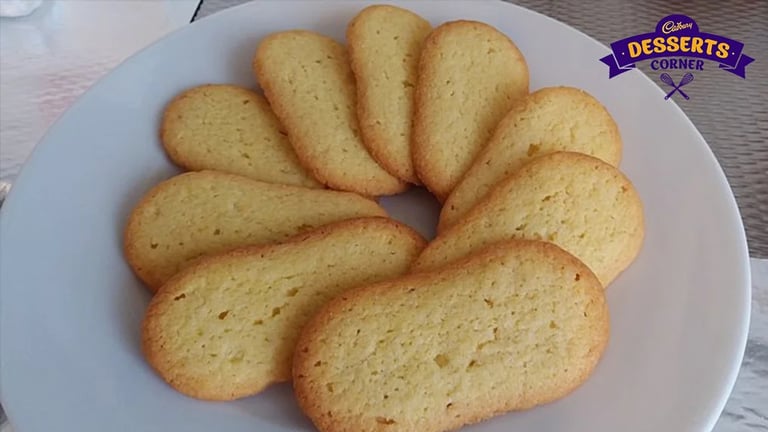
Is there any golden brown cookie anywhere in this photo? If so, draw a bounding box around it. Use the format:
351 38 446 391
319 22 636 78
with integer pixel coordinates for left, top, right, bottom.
294 239 609 432
124 171 386 291
439 86 622 231
412 20 529 200
347 5 432 184
142 217 426 400
161 84 321 188
413 152 644 286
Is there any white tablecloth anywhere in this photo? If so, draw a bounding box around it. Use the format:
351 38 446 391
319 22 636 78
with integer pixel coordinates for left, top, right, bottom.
0 0 198 183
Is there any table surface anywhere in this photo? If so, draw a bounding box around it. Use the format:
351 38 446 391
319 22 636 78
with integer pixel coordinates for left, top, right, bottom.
0 1 765 431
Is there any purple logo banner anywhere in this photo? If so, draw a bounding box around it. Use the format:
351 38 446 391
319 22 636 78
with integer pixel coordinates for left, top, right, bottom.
600 14 754 78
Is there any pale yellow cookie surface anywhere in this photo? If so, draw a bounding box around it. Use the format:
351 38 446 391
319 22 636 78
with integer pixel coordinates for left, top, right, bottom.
124 171 386 291
294 239 608 432
161 84 320 188
142 217 426 400
253 30 406 196
347 5 432 184
439 86 622 231
413 152 644 286
412 20 529 200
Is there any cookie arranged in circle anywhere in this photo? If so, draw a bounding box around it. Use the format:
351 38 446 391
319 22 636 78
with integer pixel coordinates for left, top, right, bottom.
294 239 608 432
124 171 386 291
253 30 407 196
412 20 529 200
142 217 426 400
439 86 622 231
161 84 321 188
129 9 650 428
413 152 644 286
347 5 432 184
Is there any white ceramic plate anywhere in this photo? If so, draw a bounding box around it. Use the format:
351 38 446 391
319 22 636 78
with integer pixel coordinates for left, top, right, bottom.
0 1 751 431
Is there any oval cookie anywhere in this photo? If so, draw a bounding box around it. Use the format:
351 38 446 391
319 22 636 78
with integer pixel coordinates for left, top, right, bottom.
413 152 644 286
294 239 609 432
160 84 321 188
124 171 386 291
412 20 529 200
142 218 426 400
347 5 432 184
439 86 622 231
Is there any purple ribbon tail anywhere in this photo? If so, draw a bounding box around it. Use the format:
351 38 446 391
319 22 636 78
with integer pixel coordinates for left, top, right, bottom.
600 54 635 79
719 54 754 78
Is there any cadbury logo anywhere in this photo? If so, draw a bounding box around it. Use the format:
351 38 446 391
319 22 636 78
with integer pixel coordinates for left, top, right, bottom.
661 20 693 34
